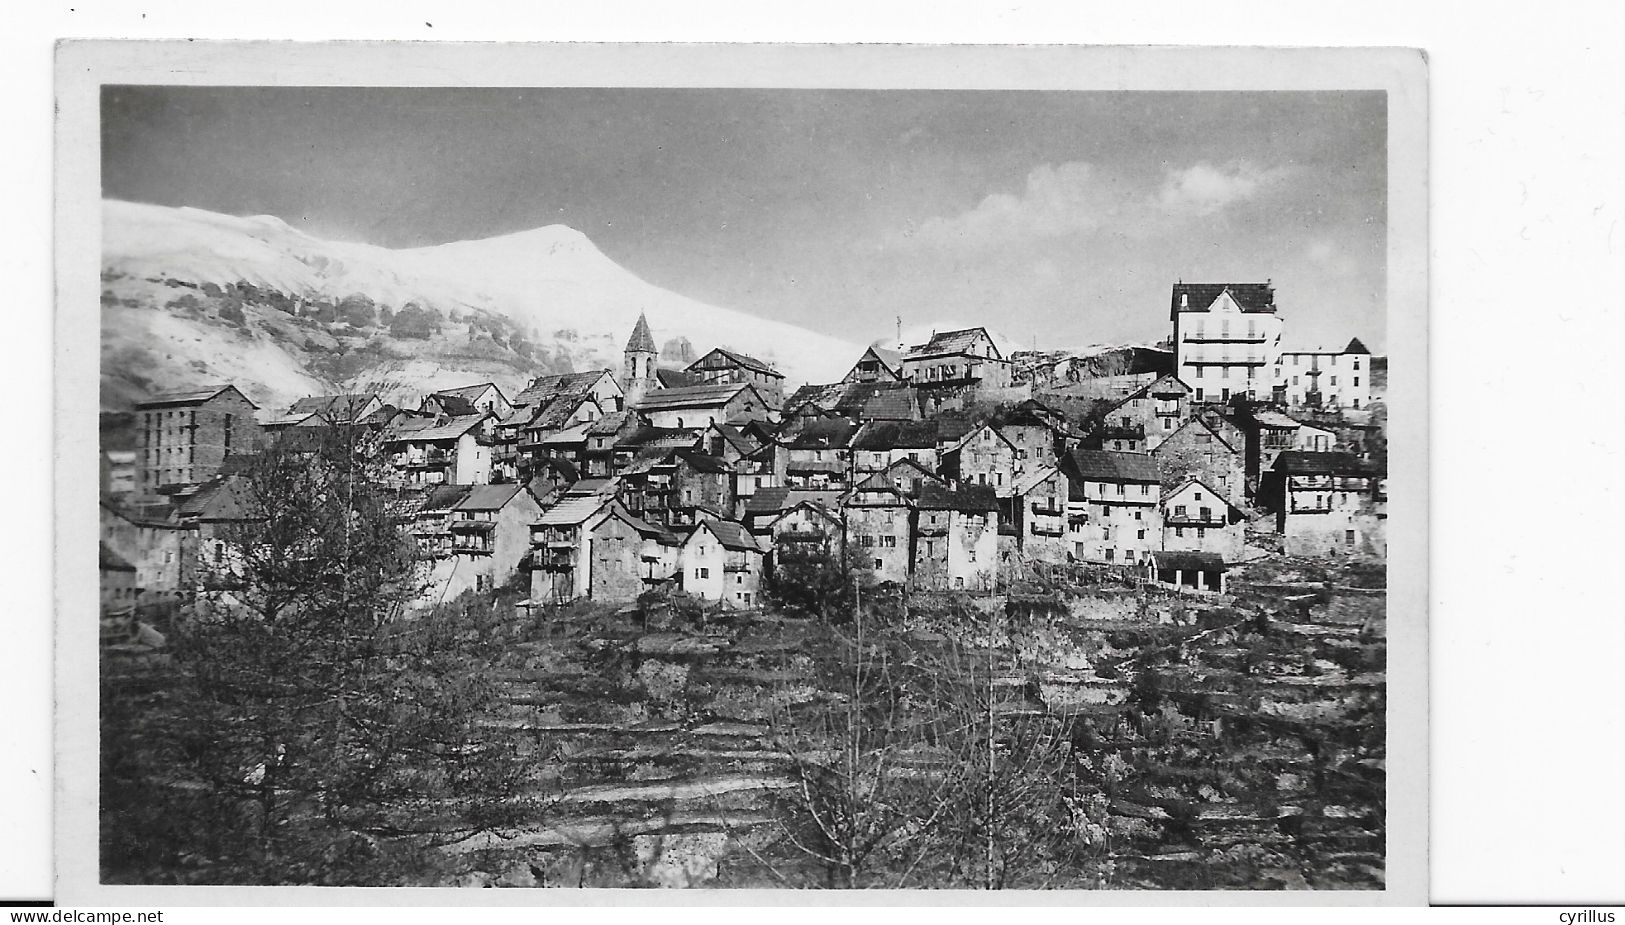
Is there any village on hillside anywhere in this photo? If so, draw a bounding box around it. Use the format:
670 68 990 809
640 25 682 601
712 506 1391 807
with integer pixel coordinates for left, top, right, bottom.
100 281 1384 624
99 280 1389 890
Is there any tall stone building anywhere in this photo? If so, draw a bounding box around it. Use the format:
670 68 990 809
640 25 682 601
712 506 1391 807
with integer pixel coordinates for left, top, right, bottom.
622 312 660 407
133 384 262 494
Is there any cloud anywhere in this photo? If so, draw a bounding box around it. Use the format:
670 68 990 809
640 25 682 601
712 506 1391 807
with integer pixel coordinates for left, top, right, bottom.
1305 238 1357 275
1156 161 1283 217
890 159 1284 250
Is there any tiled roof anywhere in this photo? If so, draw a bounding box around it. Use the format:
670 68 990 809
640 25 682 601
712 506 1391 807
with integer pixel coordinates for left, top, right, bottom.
859 387 917 421
425 393 478 416
904 327 998 360
454 483 524 512
745 487 844 516
626 313 657 353
537 495 612 527
1012 465 1062 497
1149 550 1228 572
689 347 782 378
850 458 940 496
383 413 487 443
1170 282 1276 318
1251 410 1303 429
1344 337 1371 355
655 367 703 389
918 483 999 512
588 410 641 437
783 417 861 449
850 420 938 451
696 518 762 553
1066 448 1162 483
513 370 611 409
1271 451 1380 476
289 393 380 417
433 382 505 404
1153 416 1239 456
420 484 474 512
635 382 750 411
673 448 733 474
135 384 257 409
617 425 700 449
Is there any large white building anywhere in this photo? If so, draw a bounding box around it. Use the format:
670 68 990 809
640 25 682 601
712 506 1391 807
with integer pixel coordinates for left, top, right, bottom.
1272 338 1373 410
1169 282 1284 404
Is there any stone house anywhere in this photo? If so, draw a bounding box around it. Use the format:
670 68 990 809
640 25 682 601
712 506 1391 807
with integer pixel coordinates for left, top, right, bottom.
1100 374 1193 451
426 382 513 419
849 420 941 482
899 327 1013 389
1160 476 1247 561
1259 451 1385 558
580 410 648 478
1010 465 1070 563
762 499 845 568
1240 408 1336 490
1061 449 1164 567
1151 415 1246 505
133 384 263 493
513 369 625 417
912 484 999 591
583 501 681 604
381 413 493 486
994 400 1066 469
941 421 1023 497
685 348 786 405
443 483 544 598
528 495 617 604
742 486 845 536
680 519 765 608
780 417 861 489
99 501 187 597
635 382 773 430
99 542 139 618
840 463 944 584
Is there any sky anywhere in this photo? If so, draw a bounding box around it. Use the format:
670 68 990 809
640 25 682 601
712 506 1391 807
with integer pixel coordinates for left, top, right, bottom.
102 87 1387 353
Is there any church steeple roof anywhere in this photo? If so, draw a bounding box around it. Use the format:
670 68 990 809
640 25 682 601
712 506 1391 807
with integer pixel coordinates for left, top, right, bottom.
626 313 657 354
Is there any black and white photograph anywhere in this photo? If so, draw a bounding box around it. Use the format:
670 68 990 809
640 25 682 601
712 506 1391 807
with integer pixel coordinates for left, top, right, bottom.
55 42 1429 903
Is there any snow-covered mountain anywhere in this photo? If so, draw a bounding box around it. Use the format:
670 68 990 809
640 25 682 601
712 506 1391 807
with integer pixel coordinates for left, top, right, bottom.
100 200 861 410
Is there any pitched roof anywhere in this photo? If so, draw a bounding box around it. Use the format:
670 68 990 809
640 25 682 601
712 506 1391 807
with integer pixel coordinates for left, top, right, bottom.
689 347 783 378
859 387 917 421
420 484 474 512
1344 337 1371 355
1153 416 1239 455
782 417 861 449
424 393 478 416
289 393 380 417
626 313 657 353
672 448 733 474
383 412 488 443
904 327 1000 360
526 393 599 431
99 542 136 572
537 495 613 527
851 420 938 451
1065 448 1162 483
1148 550 1228 572
1169 282 1277 319
694 518 762 553
1012 465 1062 497
655 367 703 389
596 501 679 544
635 382 752 411
453 483 524 512
1110 374 1193 412
135 384 257 410
513 370 612 409
1271 451 1380 476
617 424 700 449
1162 476 1243 513
745 487 845 516
587 409 642 437
851 345 903 375
433 382 506 404
849 458 941 496
918 483 999 512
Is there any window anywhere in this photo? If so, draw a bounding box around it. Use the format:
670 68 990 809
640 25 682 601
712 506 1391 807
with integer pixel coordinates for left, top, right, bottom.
1345 529 1356 547
696 567 709 578
1134 510 1143 520
1354 377 1360 387
1174 504 1187 517
737 574 744 584
881 535 897 548
1141 484 1150 496
1330 376 1338 386
1116 483 1125 496
1105 549 1115 562
1102 504 1112 516
1136 529 1146 540
1175 526 1185 538
1199 506 1212 521
1197 527 1207 539
874 558 884 570
1164 418 1173 430
1195 388 1204 401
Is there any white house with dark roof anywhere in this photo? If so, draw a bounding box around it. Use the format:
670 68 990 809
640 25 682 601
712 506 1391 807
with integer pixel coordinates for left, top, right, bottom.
1160 476 1246 560
680 518 765 607
1061 448 1164 566
1272 337 1373 410
1169 282 1283 403
899 327 1012 389
381 412 492 486
426 382 512 419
